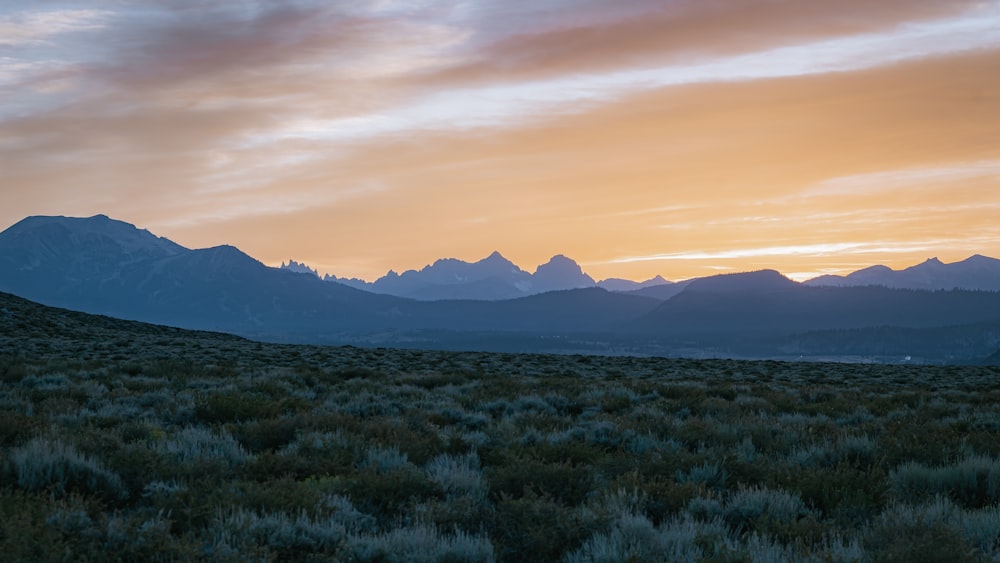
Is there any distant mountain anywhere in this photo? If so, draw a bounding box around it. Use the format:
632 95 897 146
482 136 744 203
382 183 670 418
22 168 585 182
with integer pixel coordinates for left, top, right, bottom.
597 275 670 292
404 287 660 333
682 269 798 293
620 270 792 302
280 259 319 277
0 214 184 312
805 255 1000 291
0 215 409 333
324 251 606 301
624 282 689 301
4 214 1000 363
325 251 534 300
633 273 1000 336
0 215 663 344
323 273 371 291
531 254 596 293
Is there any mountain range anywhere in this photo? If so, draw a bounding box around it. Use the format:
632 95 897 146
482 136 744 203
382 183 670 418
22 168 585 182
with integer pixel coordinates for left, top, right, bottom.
1 214 999 363
804 255 1000 291
292 249 1000 301
312 252 669 300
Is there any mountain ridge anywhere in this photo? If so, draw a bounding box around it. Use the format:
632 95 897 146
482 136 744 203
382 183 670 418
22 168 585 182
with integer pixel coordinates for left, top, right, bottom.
303 250 1000 299
320 250 615 301
805 254 1000 291
3 214 1000 363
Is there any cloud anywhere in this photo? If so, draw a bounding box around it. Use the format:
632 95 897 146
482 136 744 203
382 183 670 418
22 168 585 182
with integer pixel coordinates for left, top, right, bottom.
256 1 1000 142
145 180 388 229
421 0 985 85
804 160 1000 198
610 243 873 263
0 8 109 47
1 0 999 282
609 241 954 264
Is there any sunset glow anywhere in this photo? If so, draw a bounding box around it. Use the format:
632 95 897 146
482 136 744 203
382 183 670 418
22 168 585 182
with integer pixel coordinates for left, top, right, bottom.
2 1 998 282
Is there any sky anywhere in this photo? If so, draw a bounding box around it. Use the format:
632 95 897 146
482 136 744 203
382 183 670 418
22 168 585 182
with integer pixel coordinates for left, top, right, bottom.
2 0 999 283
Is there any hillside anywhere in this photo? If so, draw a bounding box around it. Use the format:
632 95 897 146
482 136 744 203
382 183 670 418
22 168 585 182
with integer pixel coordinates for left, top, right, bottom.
2 288 1000 561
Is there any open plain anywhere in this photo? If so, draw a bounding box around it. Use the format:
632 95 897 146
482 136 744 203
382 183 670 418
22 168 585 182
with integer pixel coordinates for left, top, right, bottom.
2 291 999 561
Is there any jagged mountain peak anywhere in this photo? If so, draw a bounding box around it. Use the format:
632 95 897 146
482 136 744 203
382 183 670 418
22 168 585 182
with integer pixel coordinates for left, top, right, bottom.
280 259 319 277
911 257 945 270
533 254 595 292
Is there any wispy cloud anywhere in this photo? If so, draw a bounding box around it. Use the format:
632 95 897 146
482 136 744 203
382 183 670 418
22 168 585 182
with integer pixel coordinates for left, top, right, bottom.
609 242 942 264
0 9 109 47
262 2 1000 142
804 160 1000 198
1 0 998 281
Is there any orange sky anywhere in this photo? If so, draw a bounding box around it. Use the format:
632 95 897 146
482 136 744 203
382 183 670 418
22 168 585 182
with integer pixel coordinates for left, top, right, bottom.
2 0 999 282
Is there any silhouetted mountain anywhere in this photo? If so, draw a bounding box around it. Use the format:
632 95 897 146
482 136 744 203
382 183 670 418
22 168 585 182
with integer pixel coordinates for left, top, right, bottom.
4 215 1000 362
634 282 1000 336
622 270 792 302
0 214 184 311
0 215 412 333
404 287 660 333
805 255 1000 291
622 270 796 301
360 251 534 300
280 259 319 277
683 269 798 293
323 274 371 291
0 215 662 345
324 251 608 301
597 275 670 292
624 281 690 301
532 255 596 293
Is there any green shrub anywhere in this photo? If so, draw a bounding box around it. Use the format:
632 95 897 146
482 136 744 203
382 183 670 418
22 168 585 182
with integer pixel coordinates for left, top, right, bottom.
772 463 887 522
891 455 1000 508
9 438 126 500
347 523 494 562
566 513 753 563
195 393 279 424
488 458 594 506
608 473 704 525
719 486 816 528
676 461 728 490
0 356 27 383
493 492 600 561
333 469 440 521
426 452 488 501
234 416 302 453
866 498 992 562
209 506 346 559
155 426 253 468
0 412 38 447
0 490 74 560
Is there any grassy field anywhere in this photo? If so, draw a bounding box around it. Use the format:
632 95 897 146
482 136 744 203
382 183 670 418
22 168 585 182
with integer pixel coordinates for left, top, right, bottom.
2 291 1000 561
